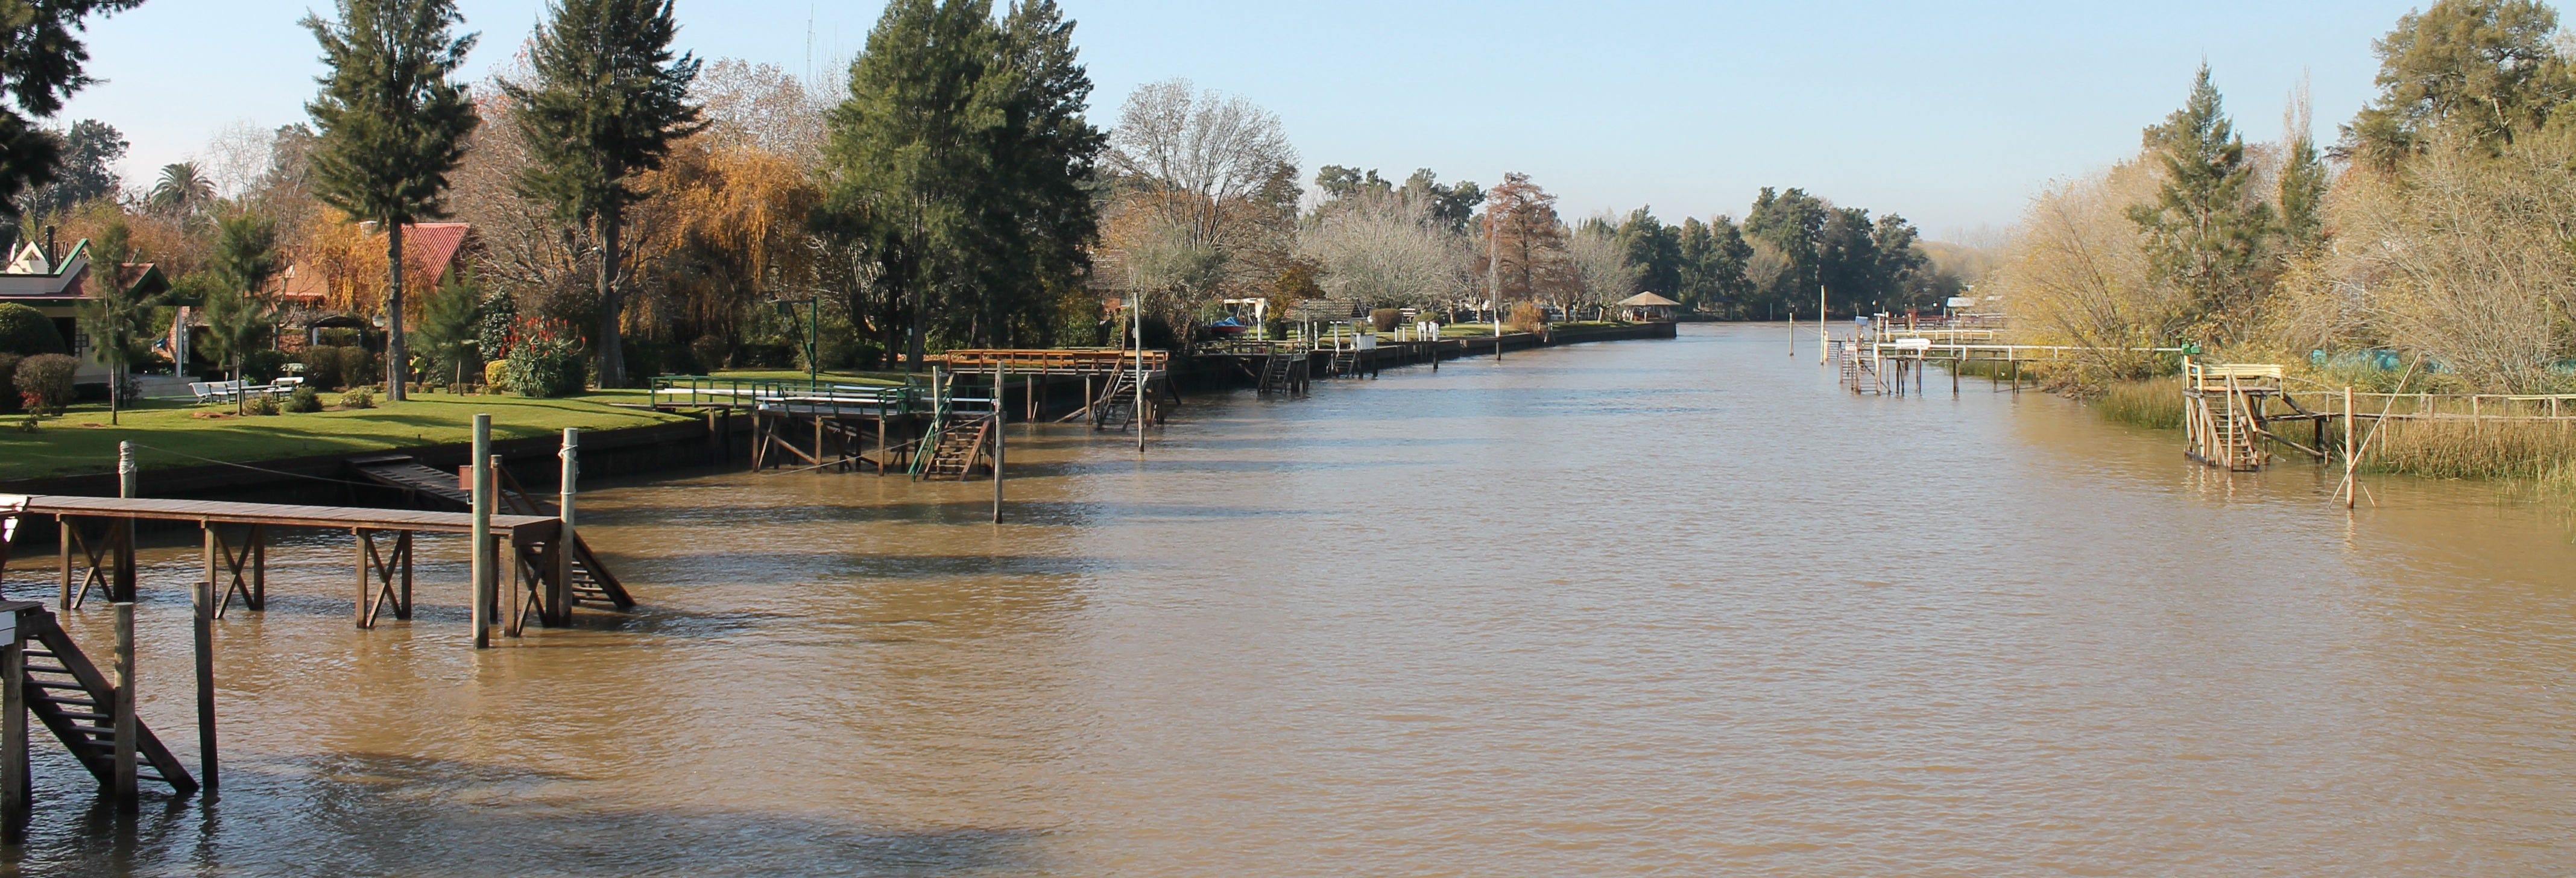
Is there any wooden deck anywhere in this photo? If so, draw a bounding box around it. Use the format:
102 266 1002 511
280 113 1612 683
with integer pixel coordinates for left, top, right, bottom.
1 494 561 539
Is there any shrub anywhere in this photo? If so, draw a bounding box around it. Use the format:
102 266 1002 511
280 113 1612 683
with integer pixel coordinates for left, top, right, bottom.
1505 302 1548 333
688 335 730 373
338 346 380 389
340 385 376 409
0 353 18 413
13 353 75 415
11 414 34 433
296 345 343 389
1369 308 1402 333
244 394 279 415
0 303 65 355
281 385 321 412
505 321 587 398
484 358 511 391
241 349 289 382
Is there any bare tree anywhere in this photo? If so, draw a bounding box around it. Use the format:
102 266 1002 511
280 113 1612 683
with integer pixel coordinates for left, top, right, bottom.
1295 189 1465 308
2315 132 2576 391
1105 78 1298 305
1989 157 2178 382
1565 216 1636 312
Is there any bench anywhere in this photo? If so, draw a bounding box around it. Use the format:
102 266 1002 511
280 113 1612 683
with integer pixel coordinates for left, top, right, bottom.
189 380 283 404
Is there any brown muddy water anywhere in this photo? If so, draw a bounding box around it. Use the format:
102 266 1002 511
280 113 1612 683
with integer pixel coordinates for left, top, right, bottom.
9 323 2576 877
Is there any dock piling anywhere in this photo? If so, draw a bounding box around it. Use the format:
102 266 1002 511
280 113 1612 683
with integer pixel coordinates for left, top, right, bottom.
192 578 215 795
110 600 134 805
470 415 491 650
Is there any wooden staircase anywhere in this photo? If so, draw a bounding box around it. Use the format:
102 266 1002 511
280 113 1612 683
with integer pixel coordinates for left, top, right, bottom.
915 415 994 481
1091 371 1141 430
1838 344 1886 394
17 607 198 795
2191 394 2269 471
1257 354 1296 394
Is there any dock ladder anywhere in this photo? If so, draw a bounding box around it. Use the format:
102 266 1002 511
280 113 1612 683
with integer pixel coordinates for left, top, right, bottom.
16 605 198 795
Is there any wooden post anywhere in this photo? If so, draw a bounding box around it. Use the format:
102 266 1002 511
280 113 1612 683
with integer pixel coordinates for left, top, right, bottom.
2343 387 2357 509
111 599 135 804
557 428 578 626
352 529 368 628
470 414 491 649
2 605 26 836
115 441 136 604
1788 309 1795 357
993 365 1006 525
192 578 215 795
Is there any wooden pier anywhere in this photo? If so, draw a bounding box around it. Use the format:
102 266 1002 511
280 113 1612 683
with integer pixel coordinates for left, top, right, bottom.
0 494 621 632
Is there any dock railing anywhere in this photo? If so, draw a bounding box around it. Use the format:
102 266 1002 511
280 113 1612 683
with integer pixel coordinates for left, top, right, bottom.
651 376 916 418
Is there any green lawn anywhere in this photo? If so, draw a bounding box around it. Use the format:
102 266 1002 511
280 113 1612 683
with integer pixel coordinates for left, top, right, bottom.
0 391 687 482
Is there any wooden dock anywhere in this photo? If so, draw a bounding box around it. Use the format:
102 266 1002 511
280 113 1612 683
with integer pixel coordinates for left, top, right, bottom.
0 493 622 633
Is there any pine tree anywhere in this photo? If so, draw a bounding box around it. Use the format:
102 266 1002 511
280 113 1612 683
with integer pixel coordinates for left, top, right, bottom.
204 213 283 409
0 2 140 211
820 0 1002 370
304 0 481 402
505 0 705 388
2128 65 2275 343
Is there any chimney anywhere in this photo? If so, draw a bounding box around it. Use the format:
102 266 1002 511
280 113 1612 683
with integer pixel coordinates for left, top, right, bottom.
44 225 55 268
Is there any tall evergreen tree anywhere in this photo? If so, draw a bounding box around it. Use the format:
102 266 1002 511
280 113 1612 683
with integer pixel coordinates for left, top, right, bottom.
2278 93 2331 254
822 0 1099 364
2129 65 2275 342
13 119 123 226
75 222 151 424
304 0 481 401
203 213 282 411
822 0 997 370
1703 216 1754 317
1743 187 1828 312
977 0 1105 347
0 1 139 215
505 0 705 387
1614 207 1681 297
2344 0 2571 168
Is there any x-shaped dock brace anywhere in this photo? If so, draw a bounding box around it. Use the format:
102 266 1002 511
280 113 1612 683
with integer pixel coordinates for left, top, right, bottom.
355 528 413 629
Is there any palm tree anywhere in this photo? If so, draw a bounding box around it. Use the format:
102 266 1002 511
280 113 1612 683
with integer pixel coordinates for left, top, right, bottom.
148 162 216 216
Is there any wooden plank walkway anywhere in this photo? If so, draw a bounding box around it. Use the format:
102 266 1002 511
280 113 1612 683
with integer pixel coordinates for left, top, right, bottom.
1 494 561 539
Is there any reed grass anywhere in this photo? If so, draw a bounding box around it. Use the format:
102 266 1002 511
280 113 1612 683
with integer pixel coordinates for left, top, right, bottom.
2090 377 2185 429
2357 417 2576 481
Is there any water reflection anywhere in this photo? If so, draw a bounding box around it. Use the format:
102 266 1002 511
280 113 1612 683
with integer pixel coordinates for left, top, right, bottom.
7 323 2574 876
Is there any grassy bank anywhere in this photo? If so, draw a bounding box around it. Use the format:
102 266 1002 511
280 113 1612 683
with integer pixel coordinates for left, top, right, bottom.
0 391 686 482
2068 374 2576 504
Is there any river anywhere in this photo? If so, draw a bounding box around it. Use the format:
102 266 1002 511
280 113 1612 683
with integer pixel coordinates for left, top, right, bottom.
14 322 2576 876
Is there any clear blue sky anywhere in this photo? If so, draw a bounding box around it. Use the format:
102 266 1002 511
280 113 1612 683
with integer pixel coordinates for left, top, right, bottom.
62 0 2430 239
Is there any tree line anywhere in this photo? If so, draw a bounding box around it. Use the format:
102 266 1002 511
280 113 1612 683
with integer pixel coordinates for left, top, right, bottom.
1989 0 2576 394
0 0 1962 399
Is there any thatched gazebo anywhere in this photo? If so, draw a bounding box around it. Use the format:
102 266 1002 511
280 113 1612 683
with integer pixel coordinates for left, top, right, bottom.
1618 291 1681 322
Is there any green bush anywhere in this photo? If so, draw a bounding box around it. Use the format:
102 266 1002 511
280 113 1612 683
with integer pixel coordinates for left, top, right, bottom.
282 385 322 413
298 344 376 390
505 331 586 398
245 394 279 415
14 353 76 415
0 303 65 355
0 353 18 413
241 349 289 382
1369 308 1402 333
340 385 376 409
